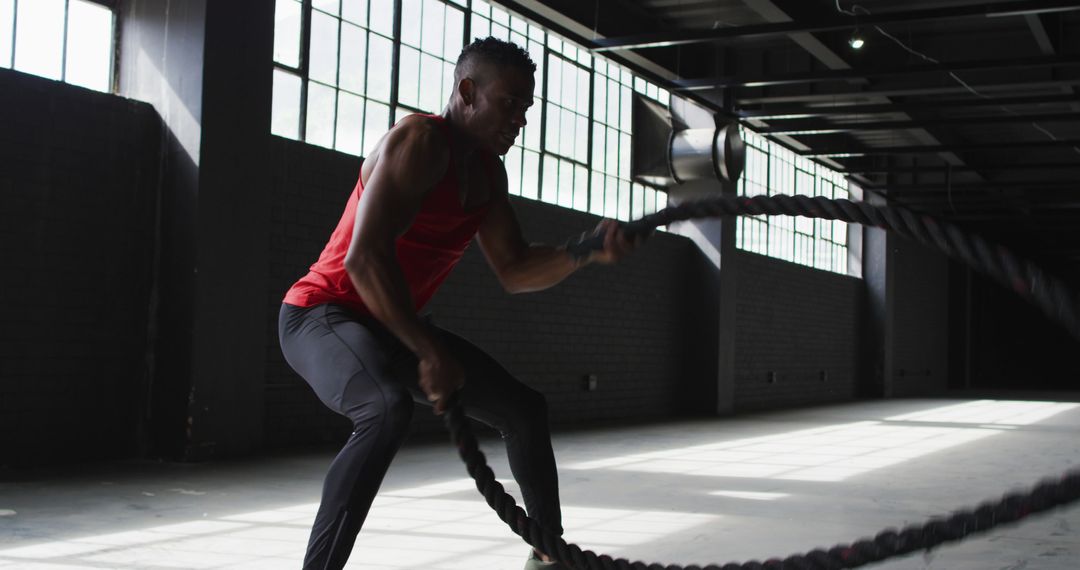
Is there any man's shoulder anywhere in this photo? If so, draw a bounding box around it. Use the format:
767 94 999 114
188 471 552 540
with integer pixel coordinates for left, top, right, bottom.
394 114 448 144
382 114 451 166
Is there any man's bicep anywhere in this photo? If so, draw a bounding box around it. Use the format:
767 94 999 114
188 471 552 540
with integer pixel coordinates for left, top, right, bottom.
477 197 528 273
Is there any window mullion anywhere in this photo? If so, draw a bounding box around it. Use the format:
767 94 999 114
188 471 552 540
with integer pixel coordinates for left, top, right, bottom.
537 47 550 203
551 153 587 169
765 144 771 252
274 62 303 74
389 0 402 122
811 168 817 268
299 0 312 141
10 0 17 69
332 8 342 149
109 7 118 92
61 0 69 81
585 61 594 212
463 0 471 51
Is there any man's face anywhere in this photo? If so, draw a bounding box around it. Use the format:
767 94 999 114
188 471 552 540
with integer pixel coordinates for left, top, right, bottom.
468 65 535 155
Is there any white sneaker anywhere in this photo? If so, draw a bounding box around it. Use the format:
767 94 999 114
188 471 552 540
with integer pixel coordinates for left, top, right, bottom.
523 549 570 569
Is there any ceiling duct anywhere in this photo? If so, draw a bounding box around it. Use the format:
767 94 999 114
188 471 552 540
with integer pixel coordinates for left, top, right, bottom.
631 93 745 188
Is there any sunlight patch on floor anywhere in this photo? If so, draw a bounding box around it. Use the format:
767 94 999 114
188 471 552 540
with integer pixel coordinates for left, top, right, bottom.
0 478 718 569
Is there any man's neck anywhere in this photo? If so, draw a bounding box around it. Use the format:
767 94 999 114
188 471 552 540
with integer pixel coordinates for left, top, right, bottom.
441 106 480 159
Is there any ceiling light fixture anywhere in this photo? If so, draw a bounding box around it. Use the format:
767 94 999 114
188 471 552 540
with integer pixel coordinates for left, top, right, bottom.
849 28 865 50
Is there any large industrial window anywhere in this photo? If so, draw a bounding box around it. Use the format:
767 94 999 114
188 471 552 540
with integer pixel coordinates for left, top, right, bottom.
271 0 669 223
592 62 668 222
397 0 464 119
0 0 115 93
272 0 398 156
542 37 591 212
736 129 850 275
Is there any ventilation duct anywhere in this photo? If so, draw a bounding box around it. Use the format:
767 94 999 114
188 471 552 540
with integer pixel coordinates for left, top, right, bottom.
631 94 745 187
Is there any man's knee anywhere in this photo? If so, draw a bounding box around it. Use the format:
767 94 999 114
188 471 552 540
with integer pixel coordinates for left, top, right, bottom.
380 391 415 434
522 387 548 415
506 387 549 433
347 388 414 437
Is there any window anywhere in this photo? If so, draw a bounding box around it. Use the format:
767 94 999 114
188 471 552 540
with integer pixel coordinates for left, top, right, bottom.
591 57 669 222
1 0 115 93
272 0 397 156
736 128 850 275
270 0 671 227
397 0 464 117
542 38 590 211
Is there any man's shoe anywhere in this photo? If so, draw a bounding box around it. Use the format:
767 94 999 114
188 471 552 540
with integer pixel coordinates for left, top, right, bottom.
524 549 570 569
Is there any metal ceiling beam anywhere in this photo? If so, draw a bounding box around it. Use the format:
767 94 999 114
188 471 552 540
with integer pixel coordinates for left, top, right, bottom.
741 0 980 190
866 180 1080 192
738 79 1080 105
735 0 874 176
888 204 1080 215
590 0 1080 51
495 0 732 120
841 162 1080 174
753 111 1080 135
1027 14 1059 54
674 55 1080 90
737 94 1080 119
1024 12 1080 114
802 138 1080 157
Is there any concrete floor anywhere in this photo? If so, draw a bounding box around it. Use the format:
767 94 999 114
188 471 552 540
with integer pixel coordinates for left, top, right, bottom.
2 397 1080 570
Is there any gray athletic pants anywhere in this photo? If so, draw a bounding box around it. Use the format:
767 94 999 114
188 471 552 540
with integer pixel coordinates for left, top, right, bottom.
278 303 563 570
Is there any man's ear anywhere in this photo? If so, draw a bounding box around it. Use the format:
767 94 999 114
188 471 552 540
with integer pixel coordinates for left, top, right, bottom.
458 77 476 106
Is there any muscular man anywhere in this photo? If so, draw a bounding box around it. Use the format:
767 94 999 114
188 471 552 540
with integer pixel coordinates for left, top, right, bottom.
279 37 640 570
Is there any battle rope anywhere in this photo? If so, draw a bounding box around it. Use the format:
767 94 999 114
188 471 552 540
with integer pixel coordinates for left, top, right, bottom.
443 194 1080 570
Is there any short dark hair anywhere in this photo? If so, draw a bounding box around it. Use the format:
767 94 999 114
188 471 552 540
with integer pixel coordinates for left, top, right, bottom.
454 36 536 84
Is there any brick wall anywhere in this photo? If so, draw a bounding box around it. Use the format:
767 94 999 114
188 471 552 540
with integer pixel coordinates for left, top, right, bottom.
424 192 699 433
733 251 862 411
0 69 161 466
264 138 363 447
0 72 906 461
968 266 1080 390
263 136 704 446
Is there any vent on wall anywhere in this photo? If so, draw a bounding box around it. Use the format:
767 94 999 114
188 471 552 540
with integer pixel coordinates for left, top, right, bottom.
631 93 745 188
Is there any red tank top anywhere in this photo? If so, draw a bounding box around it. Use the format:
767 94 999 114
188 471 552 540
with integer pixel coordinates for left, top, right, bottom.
283 115 493 315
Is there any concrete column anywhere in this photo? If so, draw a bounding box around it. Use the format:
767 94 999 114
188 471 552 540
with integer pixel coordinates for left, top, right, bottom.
118 0 208 458
118 0 274 459
669 177 737 416
186 0 275 458
715 183 738 415
862 191 895 398
665 96 739 415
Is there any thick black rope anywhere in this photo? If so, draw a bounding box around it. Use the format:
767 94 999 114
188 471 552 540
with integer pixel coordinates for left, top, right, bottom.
443 194 1080 570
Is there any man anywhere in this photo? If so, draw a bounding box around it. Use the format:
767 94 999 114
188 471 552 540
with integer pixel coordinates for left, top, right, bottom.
279 37 640 570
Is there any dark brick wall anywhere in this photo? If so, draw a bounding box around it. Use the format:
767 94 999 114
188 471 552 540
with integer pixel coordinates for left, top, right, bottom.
733 251 862 411
264 138 364 447
0 69 162 466
263 136 704 447
967 267 1080 390
1 72 933 461
424 189 700 433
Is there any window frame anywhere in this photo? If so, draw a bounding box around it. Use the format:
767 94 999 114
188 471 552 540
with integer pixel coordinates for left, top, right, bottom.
736 128 851 275
3 0 117 92
271 0 688 232
540 46 593 210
